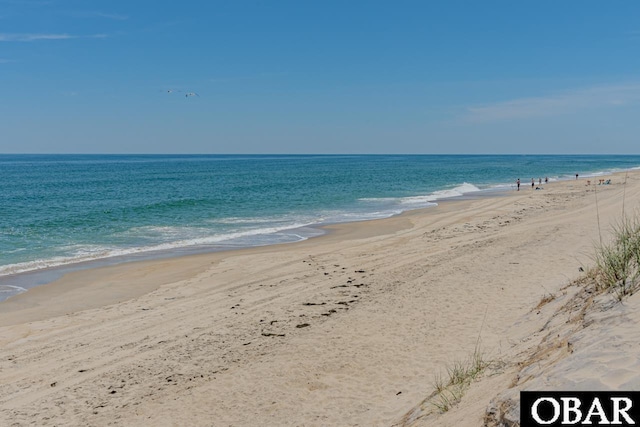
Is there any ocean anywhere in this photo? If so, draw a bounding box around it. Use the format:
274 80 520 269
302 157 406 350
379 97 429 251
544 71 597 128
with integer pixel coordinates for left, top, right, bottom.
2 154 640 301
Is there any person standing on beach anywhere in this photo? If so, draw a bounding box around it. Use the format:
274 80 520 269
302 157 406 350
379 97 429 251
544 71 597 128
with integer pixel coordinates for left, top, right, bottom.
516 178 520 191
576 173 579 180
532 178 535 189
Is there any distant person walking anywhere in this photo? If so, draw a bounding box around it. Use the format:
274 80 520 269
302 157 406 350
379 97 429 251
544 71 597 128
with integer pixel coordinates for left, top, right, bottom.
516 178 520 191
545 177 548 184
576 173 579 180
532 178 535 189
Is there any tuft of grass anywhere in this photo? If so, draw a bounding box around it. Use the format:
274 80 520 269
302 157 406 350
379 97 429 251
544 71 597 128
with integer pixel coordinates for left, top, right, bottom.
592 213 640 300
432 386 464 413
430 346 490 413
424 308 492 416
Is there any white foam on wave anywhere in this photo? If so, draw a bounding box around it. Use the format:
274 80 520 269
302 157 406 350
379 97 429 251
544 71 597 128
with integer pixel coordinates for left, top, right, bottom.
212 217 291 225
3 247 27 254
0 284 27 294
0 284 27 302
122 226 202 239
401 182 481 204
488 183 514 191
333 209 405 221
0 222 316 277
359 197 396 203
162 222 315 247
360 183 482 208
0 255 99 277
59 244 117 257
575 171 609 179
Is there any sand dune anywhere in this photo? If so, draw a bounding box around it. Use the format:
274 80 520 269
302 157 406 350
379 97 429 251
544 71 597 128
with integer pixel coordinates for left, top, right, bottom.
1 172 639 426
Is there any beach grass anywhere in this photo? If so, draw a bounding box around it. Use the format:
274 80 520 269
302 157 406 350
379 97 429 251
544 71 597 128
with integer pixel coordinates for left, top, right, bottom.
591 212 640 300
431 345 490 413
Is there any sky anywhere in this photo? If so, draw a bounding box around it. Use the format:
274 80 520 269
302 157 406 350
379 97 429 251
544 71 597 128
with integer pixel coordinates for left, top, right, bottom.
1 0 640 154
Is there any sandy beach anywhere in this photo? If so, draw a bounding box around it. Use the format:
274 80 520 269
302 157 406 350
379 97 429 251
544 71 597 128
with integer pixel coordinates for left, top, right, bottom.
1 172 640 426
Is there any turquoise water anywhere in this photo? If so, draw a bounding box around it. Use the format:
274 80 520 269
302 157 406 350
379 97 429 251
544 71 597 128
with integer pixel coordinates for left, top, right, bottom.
2 154 640 300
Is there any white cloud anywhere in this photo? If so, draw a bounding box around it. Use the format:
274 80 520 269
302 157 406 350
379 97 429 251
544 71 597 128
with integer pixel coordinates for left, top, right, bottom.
463 83 640 123
0 33 107 42
0 33 72 41
69 11 129 21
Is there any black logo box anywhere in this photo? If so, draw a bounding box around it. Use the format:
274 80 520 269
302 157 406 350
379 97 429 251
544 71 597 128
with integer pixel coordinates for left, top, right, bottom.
521 391 640 426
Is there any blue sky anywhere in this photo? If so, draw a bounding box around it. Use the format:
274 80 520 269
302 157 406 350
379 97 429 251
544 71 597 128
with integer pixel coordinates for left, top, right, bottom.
1 0 640 154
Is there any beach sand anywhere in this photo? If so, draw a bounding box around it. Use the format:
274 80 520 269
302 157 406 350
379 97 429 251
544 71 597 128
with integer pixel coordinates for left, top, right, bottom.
1 172 640 426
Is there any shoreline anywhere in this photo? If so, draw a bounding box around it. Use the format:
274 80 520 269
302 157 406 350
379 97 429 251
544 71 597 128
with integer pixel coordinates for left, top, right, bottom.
0 186 508 306
1 171 638 426
0 195 464 326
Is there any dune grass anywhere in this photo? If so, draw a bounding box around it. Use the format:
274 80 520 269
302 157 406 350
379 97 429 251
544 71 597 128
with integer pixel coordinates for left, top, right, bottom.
591 212 640 300
431 345 490 413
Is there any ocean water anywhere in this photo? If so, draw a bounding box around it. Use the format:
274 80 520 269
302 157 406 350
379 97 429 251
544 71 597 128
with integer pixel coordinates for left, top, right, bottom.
2 154 640 300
